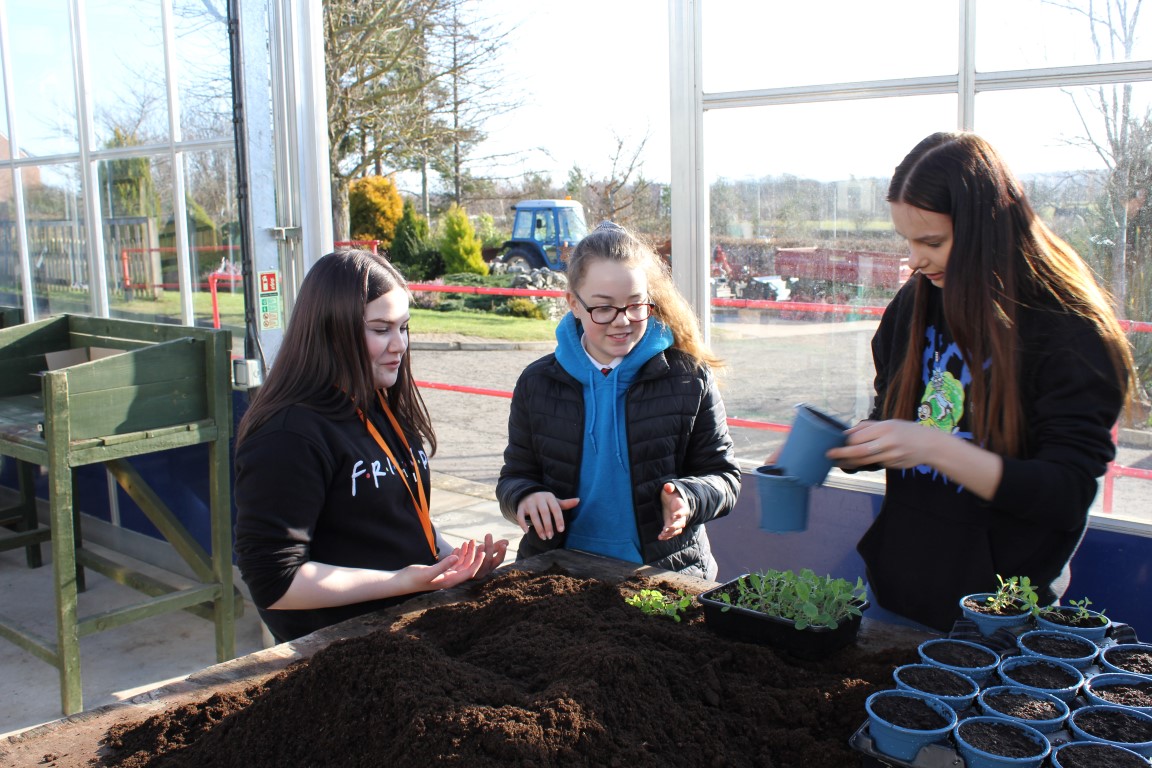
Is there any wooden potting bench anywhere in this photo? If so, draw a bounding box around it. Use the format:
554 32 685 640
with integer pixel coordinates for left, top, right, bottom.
0 315 237 715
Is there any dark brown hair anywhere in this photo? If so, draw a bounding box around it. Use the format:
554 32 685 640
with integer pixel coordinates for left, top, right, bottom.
566 221 723 371
235 249 436 453
884 132 1133 455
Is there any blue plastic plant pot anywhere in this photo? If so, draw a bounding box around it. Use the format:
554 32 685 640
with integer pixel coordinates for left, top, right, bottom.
953 716 1051 768
917 637 1000 686
864 689 957 762
976 685 1070 734
1083 672 1152 715
753 465 810 533
1067 704 1152 757
1016 629 1099 671
1050 740 1152 768
959 593 1034 637
1035 606 1111 641
1100 643 1152 676
892 663 979 713
775 403 848 487
997 656 1084 703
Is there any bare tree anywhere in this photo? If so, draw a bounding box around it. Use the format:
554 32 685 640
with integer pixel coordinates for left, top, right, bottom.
1047 0 1152 397
423 3 516 210
324 0 512 239
572 134 652 227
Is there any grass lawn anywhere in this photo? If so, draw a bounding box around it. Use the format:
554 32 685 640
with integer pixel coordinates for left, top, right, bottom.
19 287 558 342
410 308 556 341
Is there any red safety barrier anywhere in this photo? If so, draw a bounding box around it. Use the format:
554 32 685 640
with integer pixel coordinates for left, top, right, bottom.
209 272 243 329
335 240 381 253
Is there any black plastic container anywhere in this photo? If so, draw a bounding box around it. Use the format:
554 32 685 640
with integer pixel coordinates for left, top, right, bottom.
697 581 868 659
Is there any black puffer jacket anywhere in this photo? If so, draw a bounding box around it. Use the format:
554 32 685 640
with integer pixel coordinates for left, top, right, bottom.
497 347 741 578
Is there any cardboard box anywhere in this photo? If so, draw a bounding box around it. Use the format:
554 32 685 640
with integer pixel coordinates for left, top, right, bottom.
44 347 124 370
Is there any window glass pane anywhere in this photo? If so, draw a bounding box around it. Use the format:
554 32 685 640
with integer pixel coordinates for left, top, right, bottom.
87 0 169 149
702 0 956 92
23 162 90 315
183 147 241 331
976 85 1151 524
704 96 954 465
8 1 78 157
173 0 232 140
976 0 1151 71
0 167 17 306
103 154 176 325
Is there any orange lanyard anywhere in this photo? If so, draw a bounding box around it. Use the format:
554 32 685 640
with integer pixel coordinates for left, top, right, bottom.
357 391 436 559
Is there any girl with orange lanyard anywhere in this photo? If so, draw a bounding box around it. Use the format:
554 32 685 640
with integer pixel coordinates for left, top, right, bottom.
234 250 507 643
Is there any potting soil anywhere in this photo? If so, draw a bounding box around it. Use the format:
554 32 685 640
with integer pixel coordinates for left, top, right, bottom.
98 568 914 768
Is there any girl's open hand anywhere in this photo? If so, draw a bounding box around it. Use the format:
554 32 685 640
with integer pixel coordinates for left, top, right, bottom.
658 482 690 540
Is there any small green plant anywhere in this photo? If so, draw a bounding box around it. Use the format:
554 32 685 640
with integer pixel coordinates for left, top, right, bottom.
1038 597 1107 625
625 589 692 622
981 574 1041 615
716 568 867 630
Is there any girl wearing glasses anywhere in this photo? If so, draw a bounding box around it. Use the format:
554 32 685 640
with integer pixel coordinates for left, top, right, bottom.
497 222 741 579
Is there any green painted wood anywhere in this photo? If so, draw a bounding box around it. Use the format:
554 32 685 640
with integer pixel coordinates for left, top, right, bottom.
104 458 215 582
0 315 237 716
0 611 58 666
77 585 223 636
60 339 205 393
66 381 208 440
0 305 23 328
44 372 83 715
76 549 240 622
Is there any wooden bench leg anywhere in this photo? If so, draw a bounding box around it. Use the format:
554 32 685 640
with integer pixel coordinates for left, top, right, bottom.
71 472 85 593
15 460 42 568
209 442 236 662
51 463 82 715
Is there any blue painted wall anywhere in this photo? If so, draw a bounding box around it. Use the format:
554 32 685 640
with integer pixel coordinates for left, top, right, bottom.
707 471 1152 638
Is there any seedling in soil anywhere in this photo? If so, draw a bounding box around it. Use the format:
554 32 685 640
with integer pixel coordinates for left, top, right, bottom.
716 568 867 630
1038 597 1107 625
625 589 692 622
979 574 1040 615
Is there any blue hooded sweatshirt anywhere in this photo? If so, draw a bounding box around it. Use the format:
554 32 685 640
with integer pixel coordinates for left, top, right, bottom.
552 312 674 563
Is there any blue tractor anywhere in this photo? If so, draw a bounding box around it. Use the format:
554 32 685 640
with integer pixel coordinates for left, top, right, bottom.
498 199 589 272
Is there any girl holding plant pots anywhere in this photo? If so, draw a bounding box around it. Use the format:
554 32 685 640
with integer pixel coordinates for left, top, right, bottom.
827 132 1135 631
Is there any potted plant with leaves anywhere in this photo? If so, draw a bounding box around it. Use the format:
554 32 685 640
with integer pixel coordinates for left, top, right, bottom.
697 568 868 659
959 574 1039 636
1035 597 1111 640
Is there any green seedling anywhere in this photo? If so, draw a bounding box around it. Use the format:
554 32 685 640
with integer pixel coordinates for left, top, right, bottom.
982 574 1040 615
1039 596 1107 625
625 588 692 622
716 568 867 630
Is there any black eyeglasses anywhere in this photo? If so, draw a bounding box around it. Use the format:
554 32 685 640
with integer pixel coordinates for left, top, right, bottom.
573 292 656 324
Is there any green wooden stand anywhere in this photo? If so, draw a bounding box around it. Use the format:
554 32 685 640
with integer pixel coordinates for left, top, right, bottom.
0 315 238 715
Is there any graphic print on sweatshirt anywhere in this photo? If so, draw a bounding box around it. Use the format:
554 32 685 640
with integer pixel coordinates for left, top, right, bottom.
350 447 429 497
910 324 977 489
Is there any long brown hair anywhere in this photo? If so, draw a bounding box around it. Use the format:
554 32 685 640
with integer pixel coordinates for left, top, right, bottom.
235 249 436 453
884 132 1133 455
566 222 723 371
